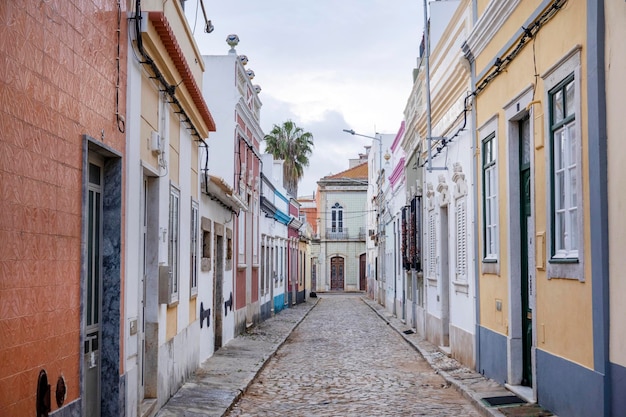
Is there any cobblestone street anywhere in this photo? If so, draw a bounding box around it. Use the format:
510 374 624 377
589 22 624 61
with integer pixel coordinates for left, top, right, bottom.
226 294 481 417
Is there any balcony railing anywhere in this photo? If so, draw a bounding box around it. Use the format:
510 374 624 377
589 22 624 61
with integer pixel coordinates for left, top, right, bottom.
325 228 349 240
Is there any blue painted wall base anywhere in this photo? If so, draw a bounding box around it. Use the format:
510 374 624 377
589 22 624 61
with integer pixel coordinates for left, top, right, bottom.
477 325 507 384
536 348 604 417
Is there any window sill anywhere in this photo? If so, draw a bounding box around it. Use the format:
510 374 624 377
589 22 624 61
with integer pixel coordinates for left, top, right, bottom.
427 277 438 287
549 257 579 264
452 280 469 294
482 260 499 275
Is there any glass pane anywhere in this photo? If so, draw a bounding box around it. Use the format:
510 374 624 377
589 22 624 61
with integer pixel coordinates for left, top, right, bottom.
565 81 575 117
556 212 565 250
569 167 577 207
568 123 576 166
554 128 564 169
553 89 564 123
569 209 578 250
94 192 100 325
556 172 565 210
89 163 101 185
88 191 94 326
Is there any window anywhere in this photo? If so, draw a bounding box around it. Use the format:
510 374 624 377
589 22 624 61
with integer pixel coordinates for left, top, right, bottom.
542 48 583 280
190 200 199 296
168 186 180 302
427 209 437 280
201 218 211 272
253 198 258 264
482 133 498 261
456 197 467 280
261 241 266 295
238 210 245 257
550 74 578 260
331 203 343 233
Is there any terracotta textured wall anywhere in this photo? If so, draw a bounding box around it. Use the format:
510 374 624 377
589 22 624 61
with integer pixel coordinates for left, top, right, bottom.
0 1 127 415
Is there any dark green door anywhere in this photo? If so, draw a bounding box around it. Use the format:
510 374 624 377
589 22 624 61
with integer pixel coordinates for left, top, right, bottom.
520 116 532 386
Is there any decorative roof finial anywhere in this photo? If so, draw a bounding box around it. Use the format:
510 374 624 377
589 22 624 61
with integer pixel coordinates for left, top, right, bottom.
226 34 239 53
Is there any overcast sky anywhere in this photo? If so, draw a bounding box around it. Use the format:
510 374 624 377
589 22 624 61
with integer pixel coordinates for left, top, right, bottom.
185 0 424 197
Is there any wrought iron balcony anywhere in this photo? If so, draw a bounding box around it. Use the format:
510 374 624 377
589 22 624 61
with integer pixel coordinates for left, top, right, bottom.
325 228 349 240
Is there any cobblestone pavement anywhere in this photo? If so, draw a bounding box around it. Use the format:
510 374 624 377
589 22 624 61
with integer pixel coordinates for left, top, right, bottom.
226 294 482 417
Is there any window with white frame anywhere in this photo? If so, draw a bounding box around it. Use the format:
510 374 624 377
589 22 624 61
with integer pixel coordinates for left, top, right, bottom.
190 200 199 296
543 48 583 280
253 198 258 264
331 203 343 233
261 240 266 295
550 74 578 260
427 209 437 280
168 185 180 302
482 133 498 261
456 196 467 281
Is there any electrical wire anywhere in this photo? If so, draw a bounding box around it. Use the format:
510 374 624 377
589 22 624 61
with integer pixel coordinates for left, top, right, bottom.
420 0 567 167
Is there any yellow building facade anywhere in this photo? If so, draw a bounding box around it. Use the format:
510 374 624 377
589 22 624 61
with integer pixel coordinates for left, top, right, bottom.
465 0 615 415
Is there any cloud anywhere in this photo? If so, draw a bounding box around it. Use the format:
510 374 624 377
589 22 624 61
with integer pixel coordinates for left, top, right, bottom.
187 0 423 196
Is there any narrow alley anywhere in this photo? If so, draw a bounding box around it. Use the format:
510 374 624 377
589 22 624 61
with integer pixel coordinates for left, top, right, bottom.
226 294 481 417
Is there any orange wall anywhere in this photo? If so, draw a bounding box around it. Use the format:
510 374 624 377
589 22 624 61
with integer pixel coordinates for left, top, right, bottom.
0 1 127 415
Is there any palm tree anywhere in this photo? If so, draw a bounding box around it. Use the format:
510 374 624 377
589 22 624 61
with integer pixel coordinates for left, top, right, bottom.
263 120 314 197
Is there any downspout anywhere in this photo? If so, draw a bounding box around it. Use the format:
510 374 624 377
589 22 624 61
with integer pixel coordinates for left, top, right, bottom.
423 0 434 172
587 0 610 414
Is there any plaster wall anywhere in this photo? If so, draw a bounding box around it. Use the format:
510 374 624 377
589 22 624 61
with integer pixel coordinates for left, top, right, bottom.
202 55 238 188
473 0 593 368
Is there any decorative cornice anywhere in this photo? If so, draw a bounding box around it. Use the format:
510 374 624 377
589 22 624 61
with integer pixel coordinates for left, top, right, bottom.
390 121 405 152
148 12 216 132
464 0 522 64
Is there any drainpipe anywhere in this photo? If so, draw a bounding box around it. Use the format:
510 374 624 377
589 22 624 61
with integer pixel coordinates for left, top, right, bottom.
587 0 610 413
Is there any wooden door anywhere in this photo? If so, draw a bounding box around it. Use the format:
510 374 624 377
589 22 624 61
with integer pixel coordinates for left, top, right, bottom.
359 254 366 291
330 257 344 290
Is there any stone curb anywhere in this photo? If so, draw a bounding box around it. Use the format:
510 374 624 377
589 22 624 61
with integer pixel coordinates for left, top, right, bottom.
155 298 319 417
220 298 320 416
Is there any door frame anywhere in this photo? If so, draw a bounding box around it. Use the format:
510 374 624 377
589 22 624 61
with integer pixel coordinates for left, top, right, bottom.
81 137 122 417
504 87 537 399
329 255 345 291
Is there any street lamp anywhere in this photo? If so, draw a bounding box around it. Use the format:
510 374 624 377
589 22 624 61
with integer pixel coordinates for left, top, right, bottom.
343 128 384 302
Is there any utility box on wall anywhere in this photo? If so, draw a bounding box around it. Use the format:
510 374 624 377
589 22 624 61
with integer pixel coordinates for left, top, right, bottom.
158 264 173 304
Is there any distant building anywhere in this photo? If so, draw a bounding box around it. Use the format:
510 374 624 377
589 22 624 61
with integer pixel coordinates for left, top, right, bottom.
316 160 368 292
202 36 263 337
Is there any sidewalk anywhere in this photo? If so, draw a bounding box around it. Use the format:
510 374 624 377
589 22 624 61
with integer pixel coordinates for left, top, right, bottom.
155 299 319 417
361 296 556 417
155 295 555 417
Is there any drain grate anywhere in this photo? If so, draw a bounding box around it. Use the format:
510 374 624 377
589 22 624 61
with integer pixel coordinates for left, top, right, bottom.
403 329 415 334
482 395 526 407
